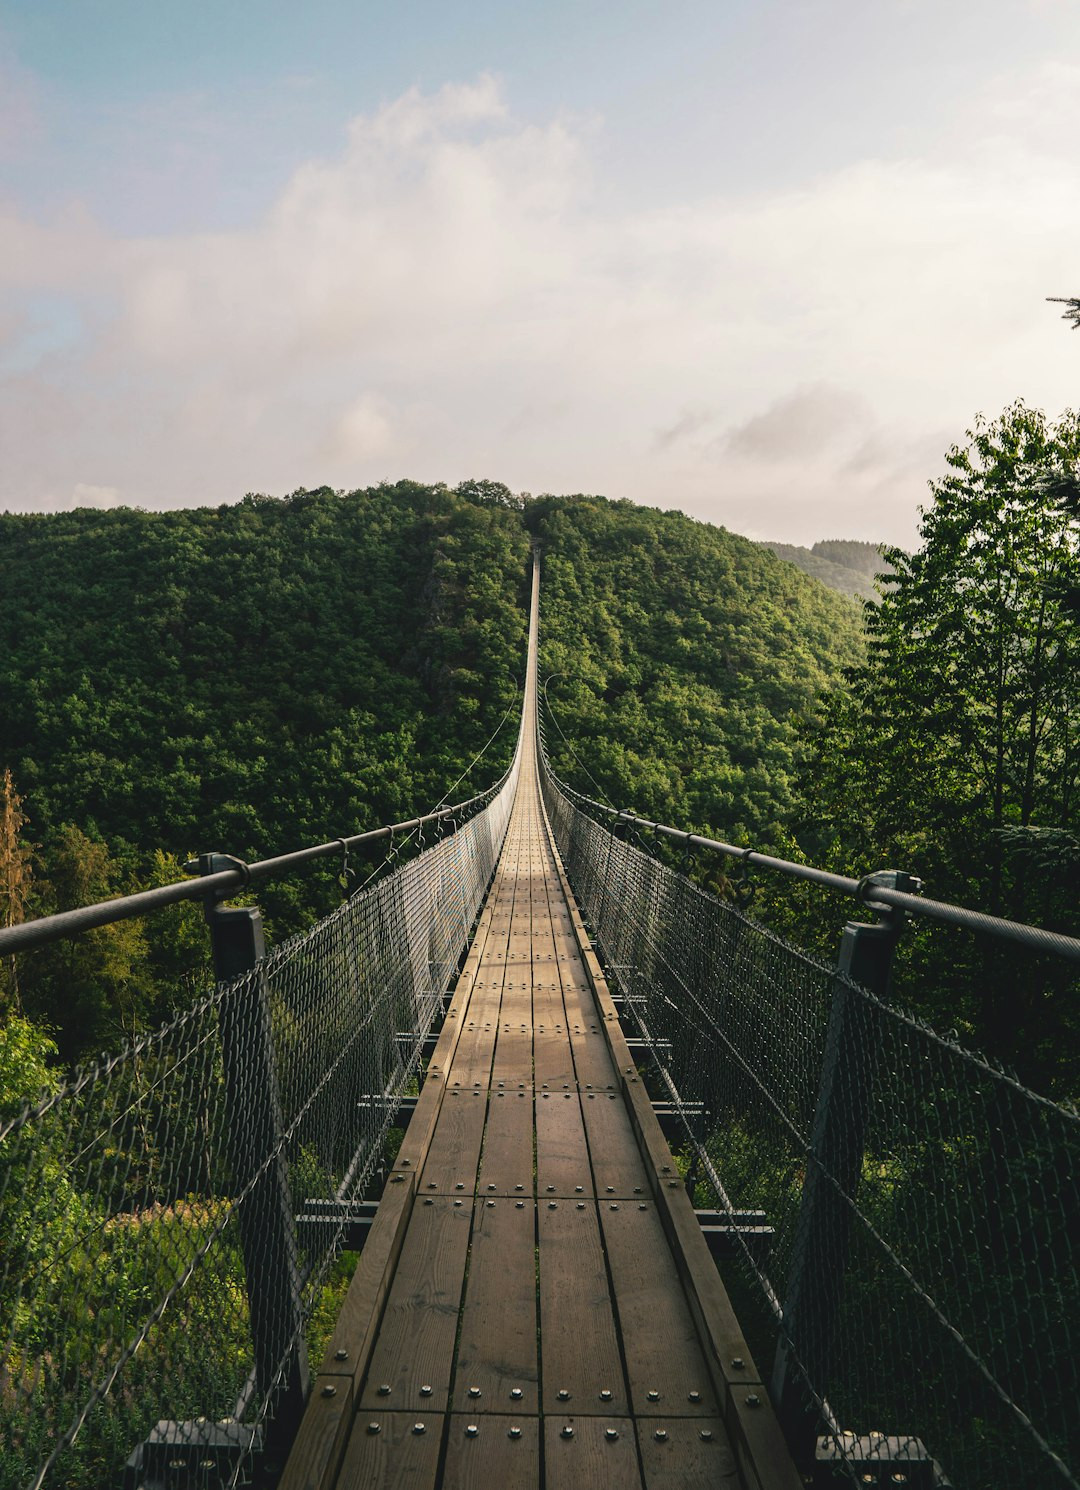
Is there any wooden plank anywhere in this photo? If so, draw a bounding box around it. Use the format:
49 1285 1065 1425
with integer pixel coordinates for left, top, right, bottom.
418 1088 487 1194
533 1035 577 1088
569 1028 619 1088
580 1090 652 1197
442 1415 540 1490
453 1198 538 1410
277 1373 353 1490
319 1172 415 1382
598 1201 717 1416
636 1417 741 1489
489 1023 532 1088
477 1088 534 1196
445 1020 498 1086
534 1091 592 1197
543 1416 643 1490
335 1411 444 1490
359 1197 473 1412
537 1200 628 1415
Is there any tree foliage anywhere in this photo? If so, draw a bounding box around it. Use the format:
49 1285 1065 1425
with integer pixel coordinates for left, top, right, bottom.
528 494 864 846
800 402 1080 1091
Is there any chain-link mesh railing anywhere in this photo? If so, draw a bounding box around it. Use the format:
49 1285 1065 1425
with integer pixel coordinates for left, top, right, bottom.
0 756 518 1490
540 757 1080 1490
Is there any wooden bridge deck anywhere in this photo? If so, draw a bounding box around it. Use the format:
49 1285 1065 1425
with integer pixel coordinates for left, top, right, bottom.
281 573 798 1490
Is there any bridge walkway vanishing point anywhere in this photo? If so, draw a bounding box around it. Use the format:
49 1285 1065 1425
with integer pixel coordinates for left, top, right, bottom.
281 565 800 1490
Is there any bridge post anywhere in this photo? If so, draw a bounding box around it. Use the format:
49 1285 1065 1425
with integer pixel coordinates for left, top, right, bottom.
770 870 919 1467
201 856 310 1467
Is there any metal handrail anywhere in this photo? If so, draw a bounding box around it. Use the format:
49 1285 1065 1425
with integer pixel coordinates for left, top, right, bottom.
0 776 509 957
543 771 1080 964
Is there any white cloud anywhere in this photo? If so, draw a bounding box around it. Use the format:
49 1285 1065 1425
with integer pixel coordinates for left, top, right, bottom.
1 67 1078 545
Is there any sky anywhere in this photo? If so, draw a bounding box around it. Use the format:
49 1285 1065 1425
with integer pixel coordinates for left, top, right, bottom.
1 0 1078 547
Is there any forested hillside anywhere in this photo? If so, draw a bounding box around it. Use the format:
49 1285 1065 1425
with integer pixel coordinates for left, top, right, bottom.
1 481 861 1064
528 497 864 842
760 538 895 600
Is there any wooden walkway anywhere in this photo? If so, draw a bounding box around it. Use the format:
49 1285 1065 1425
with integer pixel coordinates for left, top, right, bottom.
281 568 799 1490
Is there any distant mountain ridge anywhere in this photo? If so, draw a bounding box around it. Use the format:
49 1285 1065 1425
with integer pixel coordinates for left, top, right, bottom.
759 539 896 601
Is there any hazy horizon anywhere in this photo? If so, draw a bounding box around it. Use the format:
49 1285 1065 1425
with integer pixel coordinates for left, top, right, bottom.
2 0 1078 548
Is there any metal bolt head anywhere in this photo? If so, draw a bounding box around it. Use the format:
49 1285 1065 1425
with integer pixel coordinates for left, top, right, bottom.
377 1383 391 1396
334 1348 348 1361
654 1429 668 1442
321 1385 337 1398
549 1201 558 1209
605 1428 619 1441
465 1424 479 1438
420 1385 432 1397
546 1184 555 1192
746 1393 761 1409
599 1389 613 1401
412 1421 426 1435
366 1421 381 1435
730 1357 745 1370
575 1185 584 1192
508 1427 522 1439
647 1390 660 1402
576 1201 585 1209
468 1386 481 1398
557 1388 570 1401
688 1390 701 1403
560 1425 574 1439
424 1197 434 1206
700 1429 713 1442
510 1388 523 1400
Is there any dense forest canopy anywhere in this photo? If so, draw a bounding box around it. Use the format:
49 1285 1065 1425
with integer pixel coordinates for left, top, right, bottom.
0 481 860 1063
2 424 1077 1097
759 538 897 601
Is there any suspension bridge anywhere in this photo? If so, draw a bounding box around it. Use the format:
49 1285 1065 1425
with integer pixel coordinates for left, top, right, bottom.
1 556 1077 1490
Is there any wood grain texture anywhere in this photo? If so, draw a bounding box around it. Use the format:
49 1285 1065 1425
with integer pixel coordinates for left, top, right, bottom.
537 1201 628 1415
335 1411 444 1490
580 1087 653 1197
599 1193 717 1415
453 1199 539 1411
442 1415 541 1490
418 1088 488 1195
543 1416 643 1490
477 1088 534 1196
636 1417 741 1489
534 1090 592 1197
358 1197 473 1412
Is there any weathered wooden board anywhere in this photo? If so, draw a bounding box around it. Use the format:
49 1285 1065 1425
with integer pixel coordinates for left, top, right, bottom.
537 1201 628 1415
636 1418 740 1489
580 1088 653 1197
543 1416 643 1490
358 1197 472 1412
335 1411 444 1490
453 1198 539 1410
534 1090 592 1197
418 1088 488 1194
442 1415 540 1490
476 1088 534 1195
598 1202 718 1416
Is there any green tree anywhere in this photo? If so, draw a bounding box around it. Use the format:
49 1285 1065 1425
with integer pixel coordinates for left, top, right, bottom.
802 401 1080 1090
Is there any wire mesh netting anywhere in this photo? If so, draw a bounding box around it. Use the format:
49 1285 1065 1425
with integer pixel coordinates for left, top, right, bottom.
0 761 518 1490
540 759 1080 1490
